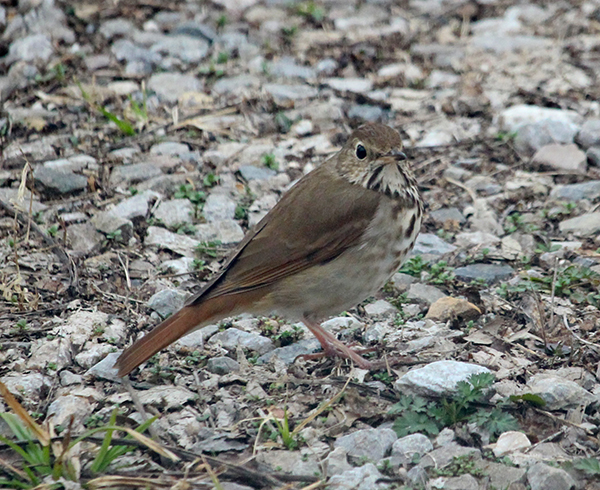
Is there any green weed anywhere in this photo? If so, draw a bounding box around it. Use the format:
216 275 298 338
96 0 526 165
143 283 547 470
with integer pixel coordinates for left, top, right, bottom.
390 373 518 440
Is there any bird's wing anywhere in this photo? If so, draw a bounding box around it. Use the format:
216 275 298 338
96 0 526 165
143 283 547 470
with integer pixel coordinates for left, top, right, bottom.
186 164 380 304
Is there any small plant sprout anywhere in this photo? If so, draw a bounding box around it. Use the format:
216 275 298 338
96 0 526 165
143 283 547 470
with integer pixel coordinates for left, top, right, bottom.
262 153 278 170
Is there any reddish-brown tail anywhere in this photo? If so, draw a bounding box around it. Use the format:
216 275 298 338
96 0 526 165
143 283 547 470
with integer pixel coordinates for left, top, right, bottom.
115 296 232 377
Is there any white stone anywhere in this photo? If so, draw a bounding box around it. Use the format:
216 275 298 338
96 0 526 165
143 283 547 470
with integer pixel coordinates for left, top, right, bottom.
493 431 531 457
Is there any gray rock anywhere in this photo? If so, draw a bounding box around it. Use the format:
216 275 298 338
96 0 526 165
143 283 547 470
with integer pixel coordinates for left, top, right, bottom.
44 154 98 173
270 56 315 80
147 73 203 104
406 283 447 305
238 165 276 181
514 120 579 156
110 162 163 186
430 207 466 225
6 34 53 64
60 371 83 386
334 428 397 462
109 147 140 163
27 339 71 371
435 428 455 447
411 233 456 257
291 119 313 136
471 34 551 53
347 104 384 122
147 289 188 318
84 53 111 71
575 119 600 149
203 193 236 222
209 328 274 355
411 43 465 69
418 129 454 148
527 462 576 490
465 175 503 196
587 147 600 167
195 220 244 244
387 272 416 292
150 35 209 63
493 431 532 457
363 323 393 343
328 463 386 490
323 447 353 476
316 58 338 75
172 21 217 42
99 18 135 39
527 375 595 410
427 70 460 88
325 77 373 94
154 199 194 227
91 210 133 242
553 366 597 391
1 373 51 400
395 360 491 397
74 343 114 369
499 105 582 133
191 428 248 453
550 180 600 201
478 461 526 490
532 144 587 173
454 263 514 284
66 223 103 255
111 39 160 67
257 338 321 365
58 310 109 348
559 212 600 237
391 433 433 465
47 395 94 428
137 385 196 409
220 484 253 490
0 187 47 214
264 83 318 103
175 325 219 349
364 299 397 317
256 449 320 476
212 74 261 96
146 226 200 255
150 141 190 156
4 0 73 43
112 190 158 220
432 474 478 490
161 257 195 274
33 167 88 195
206 356 240 375
4 135 63 163
420 442 481 469
406 464 429 487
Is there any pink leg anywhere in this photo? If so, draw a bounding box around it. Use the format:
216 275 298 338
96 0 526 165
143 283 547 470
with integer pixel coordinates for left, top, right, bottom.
301 317 373 369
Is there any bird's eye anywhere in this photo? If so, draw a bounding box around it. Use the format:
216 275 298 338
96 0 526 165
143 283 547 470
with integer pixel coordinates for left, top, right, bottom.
355 144 367 160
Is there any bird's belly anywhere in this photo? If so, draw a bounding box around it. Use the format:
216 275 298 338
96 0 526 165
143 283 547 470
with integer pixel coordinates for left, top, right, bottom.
269 199 422 320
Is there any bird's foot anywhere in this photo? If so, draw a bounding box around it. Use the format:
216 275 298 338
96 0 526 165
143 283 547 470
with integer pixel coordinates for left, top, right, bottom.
296 341 376 369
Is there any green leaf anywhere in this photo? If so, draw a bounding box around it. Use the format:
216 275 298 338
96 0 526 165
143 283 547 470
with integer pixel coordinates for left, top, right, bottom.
574 457 600 476
97 106 136 136
509 393 546 408
393 411 440 437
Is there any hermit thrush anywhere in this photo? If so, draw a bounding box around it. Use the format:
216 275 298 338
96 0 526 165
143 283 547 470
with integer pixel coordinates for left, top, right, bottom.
116 123 423 376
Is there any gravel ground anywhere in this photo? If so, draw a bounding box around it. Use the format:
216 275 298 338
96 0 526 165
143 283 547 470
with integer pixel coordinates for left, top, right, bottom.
1 0 600 489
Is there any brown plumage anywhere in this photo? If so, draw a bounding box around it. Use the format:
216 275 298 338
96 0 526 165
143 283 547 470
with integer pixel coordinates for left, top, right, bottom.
115 123 423 376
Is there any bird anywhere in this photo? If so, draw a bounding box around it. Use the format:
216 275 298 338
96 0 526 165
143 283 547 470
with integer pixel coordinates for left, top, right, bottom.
115 122 423 376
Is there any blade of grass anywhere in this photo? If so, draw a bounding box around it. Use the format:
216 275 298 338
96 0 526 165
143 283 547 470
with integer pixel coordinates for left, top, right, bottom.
97 106 135 136
0 382 50 446
89 408 118 474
